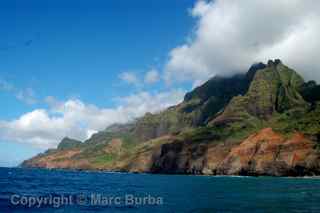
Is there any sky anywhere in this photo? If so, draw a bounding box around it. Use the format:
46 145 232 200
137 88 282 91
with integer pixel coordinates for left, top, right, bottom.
1 0 320 167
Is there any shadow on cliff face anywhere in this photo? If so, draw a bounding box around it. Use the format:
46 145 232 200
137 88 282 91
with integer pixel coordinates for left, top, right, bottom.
150 141 208 175
149 128 320 177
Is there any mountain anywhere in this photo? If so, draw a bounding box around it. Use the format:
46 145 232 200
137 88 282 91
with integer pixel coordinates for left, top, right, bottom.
22 60 320 176
57 137 82 150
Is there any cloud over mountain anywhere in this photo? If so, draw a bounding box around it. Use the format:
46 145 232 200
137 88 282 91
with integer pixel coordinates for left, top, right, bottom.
165 0 320 84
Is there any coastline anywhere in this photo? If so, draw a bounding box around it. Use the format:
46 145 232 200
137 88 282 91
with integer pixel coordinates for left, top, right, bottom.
16 166 320 178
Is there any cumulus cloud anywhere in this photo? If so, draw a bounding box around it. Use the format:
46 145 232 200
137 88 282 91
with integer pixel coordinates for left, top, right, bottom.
0 90 185 149
144 69 160 84
165 0 320 84
120 69 161 86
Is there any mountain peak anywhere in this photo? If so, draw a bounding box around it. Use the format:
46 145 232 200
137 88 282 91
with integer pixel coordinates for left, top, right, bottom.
211 61 307 127
246 62 267 81
57 137 82 150
267 59 283 67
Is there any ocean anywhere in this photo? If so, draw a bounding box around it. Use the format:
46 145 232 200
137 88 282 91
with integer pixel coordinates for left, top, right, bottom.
0 167 320 212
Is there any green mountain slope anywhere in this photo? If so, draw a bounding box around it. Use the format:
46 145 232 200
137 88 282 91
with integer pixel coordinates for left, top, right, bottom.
129 62 266 142
210 60 308 135
57 137 82 150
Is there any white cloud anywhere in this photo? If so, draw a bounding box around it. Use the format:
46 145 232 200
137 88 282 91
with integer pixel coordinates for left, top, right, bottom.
0 90 185 149
144 69 160 84
119 71 140 86
165 0 320 84
120 69 161 86
117 89 185 114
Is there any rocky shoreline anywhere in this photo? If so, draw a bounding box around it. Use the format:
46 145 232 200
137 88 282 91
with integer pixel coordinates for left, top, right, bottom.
22 128 320 177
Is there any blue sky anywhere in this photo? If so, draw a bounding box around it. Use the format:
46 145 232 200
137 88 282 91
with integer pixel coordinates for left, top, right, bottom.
0 0 196 166
1 0 319 166
0 0 195 112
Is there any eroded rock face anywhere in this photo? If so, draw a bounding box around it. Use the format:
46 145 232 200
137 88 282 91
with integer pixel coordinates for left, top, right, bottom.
217 128 320 176
104 139 123 154
136 128 320 176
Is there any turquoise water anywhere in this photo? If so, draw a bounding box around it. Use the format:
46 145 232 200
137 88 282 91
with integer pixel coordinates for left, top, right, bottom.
0 167 320 212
